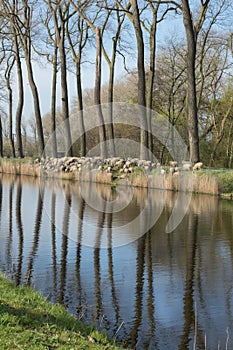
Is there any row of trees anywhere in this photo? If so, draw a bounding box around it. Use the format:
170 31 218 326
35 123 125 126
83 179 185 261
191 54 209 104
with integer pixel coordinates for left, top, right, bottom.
0 0 233 167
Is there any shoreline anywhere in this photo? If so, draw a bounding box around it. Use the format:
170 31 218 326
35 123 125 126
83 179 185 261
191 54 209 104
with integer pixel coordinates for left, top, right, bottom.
0 273 125 350
0 157 232 198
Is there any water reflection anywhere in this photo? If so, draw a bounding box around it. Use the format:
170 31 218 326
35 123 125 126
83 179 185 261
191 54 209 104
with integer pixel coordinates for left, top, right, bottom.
179 213 199 350
6 180 14 271
76 197 85 317
94 207 105 321
51 191 58 294
59 187 71 304
25 184 44 286
15 178 23 286
144 231 156 349
0 175 233 349
129 235 146 349
107 209 121 333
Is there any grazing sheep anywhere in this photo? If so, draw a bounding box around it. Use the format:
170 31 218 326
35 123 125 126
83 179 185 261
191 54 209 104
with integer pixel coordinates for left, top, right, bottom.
169 161 178 167
182 163 192 171
193 162 203 171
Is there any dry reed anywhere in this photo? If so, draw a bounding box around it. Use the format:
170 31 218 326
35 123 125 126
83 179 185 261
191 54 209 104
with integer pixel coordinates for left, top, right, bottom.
0 158 231 196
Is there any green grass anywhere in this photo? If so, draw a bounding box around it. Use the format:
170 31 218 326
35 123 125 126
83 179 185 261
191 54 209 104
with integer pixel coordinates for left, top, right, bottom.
0 275 125 350
212 171 233 194
0 157 33 164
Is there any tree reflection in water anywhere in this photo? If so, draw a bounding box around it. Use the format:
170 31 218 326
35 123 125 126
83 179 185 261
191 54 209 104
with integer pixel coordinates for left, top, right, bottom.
107 208 121 334
51 191 58 296
15 178 23 286
25 184 44 285
59 187 71 304
6 179 14 272
179 213 203 350
94 203 105 322
0 175 233 349
76 197 85 318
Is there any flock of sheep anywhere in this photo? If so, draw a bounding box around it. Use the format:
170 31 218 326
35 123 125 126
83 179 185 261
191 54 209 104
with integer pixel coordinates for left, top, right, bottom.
167 161 203 175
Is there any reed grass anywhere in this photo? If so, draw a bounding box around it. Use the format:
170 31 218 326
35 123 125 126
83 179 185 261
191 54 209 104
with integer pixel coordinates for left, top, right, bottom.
0 158 40 177
192 172 219 195
130 172 148 187
0 157 232 197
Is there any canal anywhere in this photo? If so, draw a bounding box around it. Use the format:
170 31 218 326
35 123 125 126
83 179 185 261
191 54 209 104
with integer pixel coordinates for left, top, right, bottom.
0 175 232 349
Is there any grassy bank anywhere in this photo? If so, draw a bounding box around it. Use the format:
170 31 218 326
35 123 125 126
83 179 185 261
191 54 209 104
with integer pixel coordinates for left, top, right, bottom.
0 157 233 197
0 274 125 350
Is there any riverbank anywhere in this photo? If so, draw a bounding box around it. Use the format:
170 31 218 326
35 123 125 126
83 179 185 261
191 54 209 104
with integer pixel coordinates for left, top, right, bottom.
0 274 125 350
0 157 232 197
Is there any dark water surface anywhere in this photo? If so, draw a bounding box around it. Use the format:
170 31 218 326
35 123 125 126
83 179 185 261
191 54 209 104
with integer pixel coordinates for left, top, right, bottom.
0 175 233 349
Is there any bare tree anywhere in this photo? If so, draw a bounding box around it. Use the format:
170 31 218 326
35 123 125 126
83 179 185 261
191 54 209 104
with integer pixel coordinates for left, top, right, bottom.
0 39 16 157
0 1 25 157
50 44 58 158
0 0 45 156
14 32 24 158
114 0 149 159
8 0 45 156
143 0 170 156
69 0 109 159
181 0 211 163
41 9 59 158
4 53 16 157
101 2 128 157
45 0 73 157
66 12 89 157
129 0 149 159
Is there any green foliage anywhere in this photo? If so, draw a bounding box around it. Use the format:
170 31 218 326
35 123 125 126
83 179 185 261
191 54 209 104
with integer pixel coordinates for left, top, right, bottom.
0 275 126 350
213 171 233 193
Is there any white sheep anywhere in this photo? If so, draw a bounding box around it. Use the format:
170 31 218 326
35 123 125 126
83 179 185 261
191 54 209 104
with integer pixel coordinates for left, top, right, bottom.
183 163 192 171
169 161 178 167
193 162 203 171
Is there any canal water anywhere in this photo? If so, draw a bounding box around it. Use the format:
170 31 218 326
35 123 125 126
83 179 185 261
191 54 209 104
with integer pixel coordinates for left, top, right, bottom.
0 175 233 349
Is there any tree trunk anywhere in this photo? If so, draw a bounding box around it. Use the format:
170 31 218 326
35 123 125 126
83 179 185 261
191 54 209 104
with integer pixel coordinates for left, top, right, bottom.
5 59 16 157
182 0 200 163
14 36 24 158
94 28 107 159
51 45 58 158
0 118 3 157
102 8 126 158
8 86 15 157
226 121 233 168
146 4 160 158
60 36 73 157
76 57 86 157
26 55 45 157
130 0 149 160
107 56 116 157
